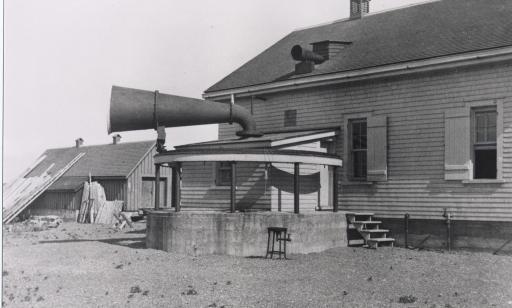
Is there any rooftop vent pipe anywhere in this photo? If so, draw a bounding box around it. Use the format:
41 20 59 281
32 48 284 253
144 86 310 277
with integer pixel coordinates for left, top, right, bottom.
291 45 325 64
75 138 84 148
108 86 262 138
291 45 326 75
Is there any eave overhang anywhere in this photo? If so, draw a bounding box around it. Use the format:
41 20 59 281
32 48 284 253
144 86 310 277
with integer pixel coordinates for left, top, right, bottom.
155 149 342 167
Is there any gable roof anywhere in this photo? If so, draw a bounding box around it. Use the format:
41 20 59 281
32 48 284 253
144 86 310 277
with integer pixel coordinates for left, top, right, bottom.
26 140 156 179
206 0 512 94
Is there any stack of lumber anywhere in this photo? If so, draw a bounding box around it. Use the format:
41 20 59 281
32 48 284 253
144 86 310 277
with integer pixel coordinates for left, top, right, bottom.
3 153 85 224
78 182 124 225
78 181 106 223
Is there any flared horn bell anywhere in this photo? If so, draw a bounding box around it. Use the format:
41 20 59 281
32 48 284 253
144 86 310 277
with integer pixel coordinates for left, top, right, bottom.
108 86 262 138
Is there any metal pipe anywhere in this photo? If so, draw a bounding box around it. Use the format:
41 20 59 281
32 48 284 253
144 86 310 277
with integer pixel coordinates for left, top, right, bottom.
443 208 452 251
230 162 237 213
332 166 339 212
154 164 161 210
291 45 325 64
404 213 410 248
108 86 262 138
294 163 300 214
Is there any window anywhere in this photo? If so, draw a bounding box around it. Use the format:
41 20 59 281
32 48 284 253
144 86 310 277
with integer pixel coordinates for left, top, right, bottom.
284 109 297 127
472 107 497 179
215 162 232 186
350 119 367 179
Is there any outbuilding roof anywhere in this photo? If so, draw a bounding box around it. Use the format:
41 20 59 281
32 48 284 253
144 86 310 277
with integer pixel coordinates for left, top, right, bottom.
205 0 512 93
26 140 156 180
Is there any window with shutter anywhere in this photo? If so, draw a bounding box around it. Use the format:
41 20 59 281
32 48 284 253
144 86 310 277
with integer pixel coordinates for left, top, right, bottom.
344 114 388 182
444 101 503 181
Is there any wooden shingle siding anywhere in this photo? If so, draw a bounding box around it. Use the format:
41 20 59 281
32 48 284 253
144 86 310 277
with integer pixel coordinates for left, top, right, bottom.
125 148 172 211
219 61 512 221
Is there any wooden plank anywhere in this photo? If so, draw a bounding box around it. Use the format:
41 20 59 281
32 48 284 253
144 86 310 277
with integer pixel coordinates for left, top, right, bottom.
3 153 85 223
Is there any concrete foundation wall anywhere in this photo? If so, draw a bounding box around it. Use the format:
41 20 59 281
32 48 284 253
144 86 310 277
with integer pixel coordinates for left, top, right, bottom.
146 211 347 257
380 217 512 253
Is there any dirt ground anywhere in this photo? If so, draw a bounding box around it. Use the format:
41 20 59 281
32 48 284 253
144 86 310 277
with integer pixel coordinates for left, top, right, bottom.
2 222 512 308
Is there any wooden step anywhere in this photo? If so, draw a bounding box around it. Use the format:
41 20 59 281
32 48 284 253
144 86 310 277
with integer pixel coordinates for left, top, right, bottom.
367 238 395 243
360 229 389 233
367 237 395 249
352 220 382 225
346 212 374 216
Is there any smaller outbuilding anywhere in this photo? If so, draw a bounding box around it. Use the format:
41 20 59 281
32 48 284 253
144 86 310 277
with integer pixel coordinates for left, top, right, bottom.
23 136 171 220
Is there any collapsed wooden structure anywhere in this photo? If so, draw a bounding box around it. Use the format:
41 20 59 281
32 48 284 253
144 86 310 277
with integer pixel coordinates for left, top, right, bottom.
3 153 85 224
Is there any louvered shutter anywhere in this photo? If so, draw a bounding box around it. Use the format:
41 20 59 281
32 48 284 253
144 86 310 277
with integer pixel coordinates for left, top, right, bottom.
367 115 387 182
444 109 471 180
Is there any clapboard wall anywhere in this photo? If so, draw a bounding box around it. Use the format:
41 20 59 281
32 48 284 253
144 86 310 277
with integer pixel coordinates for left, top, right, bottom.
125 147 172 211
180 142 328 211
218 60 512 221
30 190 83 211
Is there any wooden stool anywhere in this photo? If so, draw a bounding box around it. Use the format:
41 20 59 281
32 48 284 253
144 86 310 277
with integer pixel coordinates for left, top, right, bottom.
265 227 291 259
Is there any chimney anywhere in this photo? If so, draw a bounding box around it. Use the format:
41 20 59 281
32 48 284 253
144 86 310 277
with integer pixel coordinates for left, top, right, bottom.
311 41 352 61
112 134 122 145
350 0 371 19
75 138 84 148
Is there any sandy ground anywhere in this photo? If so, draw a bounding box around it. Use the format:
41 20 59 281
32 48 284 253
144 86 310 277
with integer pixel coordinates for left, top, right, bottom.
2 222 512 308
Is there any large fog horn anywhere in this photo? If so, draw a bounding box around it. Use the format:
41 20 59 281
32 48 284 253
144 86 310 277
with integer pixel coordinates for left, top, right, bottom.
108 86 262 138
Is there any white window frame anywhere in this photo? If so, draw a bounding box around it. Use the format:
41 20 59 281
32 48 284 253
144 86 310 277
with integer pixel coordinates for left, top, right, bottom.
343 112 371 182
465 99 504 181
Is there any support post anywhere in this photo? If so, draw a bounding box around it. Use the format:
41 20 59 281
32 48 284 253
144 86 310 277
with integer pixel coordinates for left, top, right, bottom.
446 213 452 252
404 213 410 248
294 163 300 214
154 164 161 210
332 166 339 212
173 163 181 212
230 162 237 213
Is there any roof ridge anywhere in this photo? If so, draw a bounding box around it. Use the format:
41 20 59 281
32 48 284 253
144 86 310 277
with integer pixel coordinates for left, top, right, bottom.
292 0 441 32
45 140 156 151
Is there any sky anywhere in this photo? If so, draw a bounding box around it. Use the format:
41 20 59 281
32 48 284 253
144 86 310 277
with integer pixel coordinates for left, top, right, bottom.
3 0 426 183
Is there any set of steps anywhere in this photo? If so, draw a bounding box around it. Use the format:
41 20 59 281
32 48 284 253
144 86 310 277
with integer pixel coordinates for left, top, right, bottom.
346 212 395 249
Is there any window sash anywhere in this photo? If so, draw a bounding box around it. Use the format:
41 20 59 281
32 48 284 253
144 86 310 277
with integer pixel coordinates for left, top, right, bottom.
350 119 368 179
216 162 232 186
471 106 498 180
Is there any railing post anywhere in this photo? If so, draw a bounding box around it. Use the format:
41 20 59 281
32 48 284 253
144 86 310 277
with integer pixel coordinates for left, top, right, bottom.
332 166 339 212
173 163 181 212
294 163 300 214
154 164 161 210
230 162 237 213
